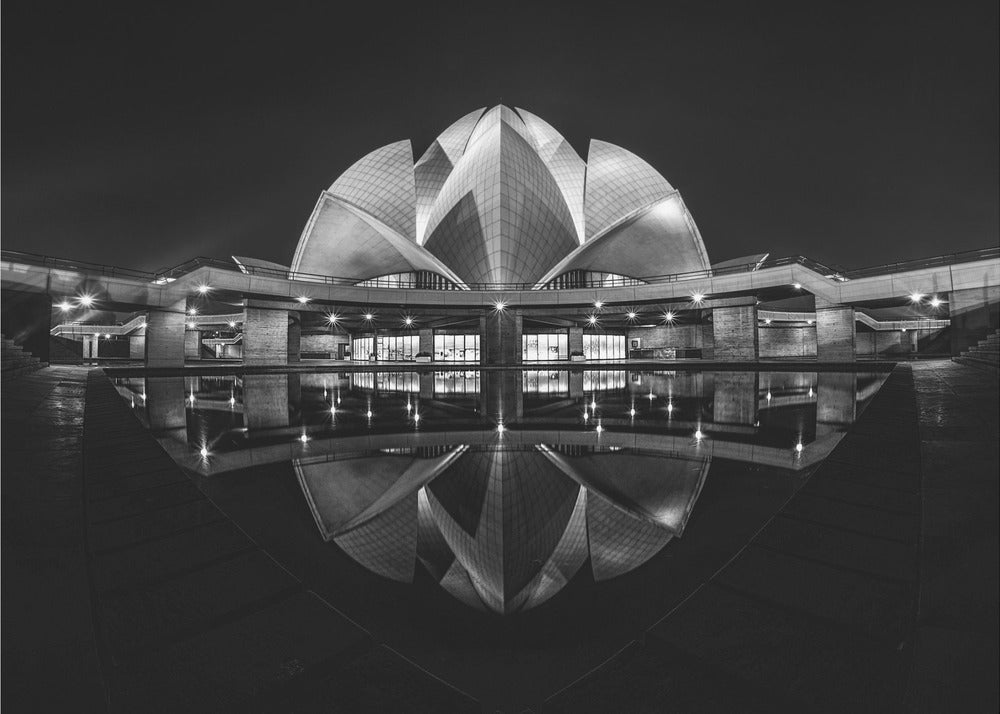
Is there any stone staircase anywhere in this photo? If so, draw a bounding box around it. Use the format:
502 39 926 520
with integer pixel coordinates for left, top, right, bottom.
2 334 47 381
954 329 1000 373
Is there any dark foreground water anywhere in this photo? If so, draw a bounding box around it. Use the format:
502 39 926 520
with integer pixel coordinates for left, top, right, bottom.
112 368 888 703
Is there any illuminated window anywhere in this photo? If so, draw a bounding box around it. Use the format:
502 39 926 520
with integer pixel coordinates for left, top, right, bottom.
521 333 569 361
433 334 480 362
582 334 625 360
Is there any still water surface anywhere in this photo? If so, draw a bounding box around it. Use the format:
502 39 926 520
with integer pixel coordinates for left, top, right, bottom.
112 368 887 700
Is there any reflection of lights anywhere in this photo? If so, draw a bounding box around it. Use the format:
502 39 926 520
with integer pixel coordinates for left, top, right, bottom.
795 442 804 453
808 387 814 397
595 424 604 434
413 413 421 424
694 429 704 440
188 393 195 404
300 434 309 444
57 301 72 311
666 402 674 414
908 292 923 303
583 411 589 421
901 328 907 333
405 402 412 412
929 296 942 308
647 391 655 401
199 447 209 458
629 407 636 417
691 292 705 304
497 422 506 433
330 405 336 415
591 398 597 410
766 391 772 401
366 410 373 418
228 397 235 406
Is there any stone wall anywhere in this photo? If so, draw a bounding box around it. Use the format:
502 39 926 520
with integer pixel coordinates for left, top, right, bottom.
145 299 186 368
626 324 704 358
713 305 759 361
244 308 288 366
759 326 817 358
300 333 350 358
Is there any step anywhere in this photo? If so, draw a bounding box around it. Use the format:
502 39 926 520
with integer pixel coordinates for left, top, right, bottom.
954 355 1000 373
2 356 41 369
0 362 46 381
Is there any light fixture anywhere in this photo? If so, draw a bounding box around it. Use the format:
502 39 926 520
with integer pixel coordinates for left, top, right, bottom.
493 299 507 312
908 292 923 303
228 321 236 328
104 333 111 339
56 301 72 311
188 308 198 315
196 284 210 294
587 314 598 325
807 319 814 325
594 300 603 309
793 283 802 290
691 292 705 304
930 296 942 308
404 316 414 326
764 318 772 324
663 310 676 323
326 313 339 324
187 322 196 329
297 296 311 304
626 311 638 320
364 313 374 321
78 295 94 308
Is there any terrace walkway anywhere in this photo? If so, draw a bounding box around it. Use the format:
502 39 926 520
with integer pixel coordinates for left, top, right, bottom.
2 361 997 712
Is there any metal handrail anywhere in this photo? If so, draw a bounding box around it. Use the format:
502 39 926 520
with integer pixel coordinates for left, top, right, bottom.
3 245 997 293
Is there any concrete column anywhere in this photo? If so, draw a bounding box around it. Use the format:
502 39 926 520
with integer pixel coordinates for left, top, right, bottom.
700 318 715 359
243 375 289 430
145 298 186 368
481 309 522 366
184 330 201 360
129 334 145 360
287 312 301 363
816 372 857 435
713 372 758 425
418 328 434 358
712 304 758 361
569 369 584 398
244 307 288 366
815 298 855 362
145 377 186 431
482 370 523 421
419 372 434 399
568 327 584 357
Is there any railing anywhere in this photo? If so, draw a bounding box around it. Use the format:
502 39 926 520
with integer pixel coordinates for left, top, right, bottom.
4 245 997 294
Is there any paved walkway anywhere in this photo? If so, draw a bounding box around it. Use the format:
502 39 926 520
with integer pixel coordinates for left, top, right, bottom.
2 361 996 712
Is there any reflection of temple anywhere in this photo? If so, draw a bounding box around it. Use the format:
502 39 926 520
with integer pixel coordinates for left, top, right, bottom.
295 445 709 614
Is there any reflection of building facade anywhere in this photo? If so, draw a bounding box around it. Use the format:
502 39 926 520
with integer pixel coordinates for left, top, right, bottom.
294 445 709 614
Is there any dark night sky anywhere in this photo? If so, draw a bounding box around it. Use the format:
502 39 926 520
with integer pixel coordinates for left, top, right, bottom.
3 1 998 273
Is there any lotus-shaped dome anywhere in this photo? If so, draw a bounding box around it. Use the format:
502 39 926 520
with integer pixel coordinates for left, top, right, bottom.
291 106 711 286
294 445 710 614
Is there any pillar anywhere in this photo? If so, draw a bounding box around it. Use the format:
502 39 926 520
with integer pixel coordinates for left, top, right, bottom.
287 312 301 363
815 297 855 362
713 372 758 425
419 372 434 399
145 298 186 368
712 304 758 361
145 377 186 431
569 327 584 357
418 328 434 357
700 316 715 359
480 309 522 366
184 329 201 359
244 307 288 366
243 375 289 430
129 334 145 360
816 372 857 436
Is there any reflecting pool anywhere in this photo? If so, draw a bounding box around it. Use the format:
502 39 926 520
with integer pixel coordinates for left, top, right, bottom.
113 368 885 617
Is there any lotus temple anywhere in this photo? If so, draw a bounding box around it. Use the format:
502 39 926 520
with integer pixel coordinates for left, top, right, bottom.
2 107 998 712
